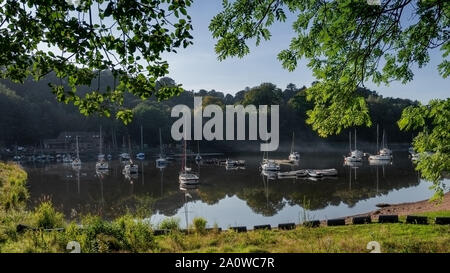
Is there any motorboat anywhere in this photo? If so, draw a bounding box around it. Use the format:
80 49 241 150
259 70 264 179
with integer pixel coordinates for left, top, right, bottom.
179 172 200 185
345 154 362 162
289 152 300 161
225 159 245 168
306 169 323 178
316 168 338 176
136 152 145 160
277 170 300 178
261 160 280 172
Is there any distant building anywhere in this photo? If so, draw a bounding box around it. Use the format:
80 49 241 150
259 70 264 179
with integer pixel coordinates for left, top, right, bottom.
43 131 100 153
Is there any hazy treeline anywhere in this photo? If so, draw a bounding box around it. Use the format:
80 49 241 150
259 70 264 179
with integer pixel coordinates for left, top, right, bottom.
0 71 418 150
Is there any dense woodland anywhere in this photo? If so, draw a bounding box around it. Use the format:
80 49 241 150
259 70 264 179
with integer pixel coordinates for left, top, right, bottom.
0 71 418 152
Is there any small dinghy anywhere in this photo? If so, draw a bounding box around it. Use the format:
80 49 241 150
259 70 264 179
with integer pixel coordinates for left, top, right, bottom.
306 168 338 178
316 168 338 176
295 169 308 177
306 169 323 178
277 170 299 178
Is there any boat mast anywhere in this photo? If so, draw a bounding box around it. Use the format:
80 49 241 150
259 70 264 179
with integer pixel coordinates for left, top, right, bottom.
376 124 379 153
291 132 295 153
128 135 132 156
99 126 103 155
76 136 79 159
140 125 144 151
159 128 163 157
354 129 357 151
183 137 187 173
349 131 351 152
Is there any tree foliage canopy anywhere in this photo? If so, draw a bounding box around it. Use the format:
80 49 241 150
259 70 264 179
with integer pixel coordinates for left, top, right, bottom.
0 0 193 123
209 0 449 136
209 0 449 199
398 98 450 199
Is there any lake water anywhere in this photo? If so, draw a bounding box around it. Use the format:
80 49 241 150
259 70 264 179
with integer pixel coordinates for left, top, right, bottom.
23 151 444 229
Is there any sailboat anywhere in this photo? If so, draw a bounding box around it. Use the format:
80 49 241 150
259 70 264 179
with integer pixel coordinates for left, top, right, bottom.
62 136 73 163
195 141 202 162
288 132 300 161
96 126 109 171
123 136 138 174
119 136 131 163
156 128 168 167
106 144 112 160
369 126 392 161
136 125 145 160
71 136 81 168
344 129 363 162
261 150 280 172
179 135 199 185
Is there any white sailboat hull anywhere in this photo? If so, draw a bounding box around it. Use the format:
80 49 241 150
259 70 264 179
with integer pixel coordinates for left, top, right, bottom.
179 173 199 184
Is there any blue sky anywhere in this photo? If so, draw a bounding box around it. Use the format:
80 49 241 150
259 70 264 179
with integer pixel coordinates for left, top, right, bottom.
164 0 449 103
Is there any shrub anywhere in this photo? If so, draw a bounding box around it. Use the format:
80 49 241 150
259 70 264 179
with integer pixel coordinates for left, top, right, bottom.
33 201 64 229
159 217 180 231
114 215 154 252
0 163 29 210
192 217 207 234
81 215 124 252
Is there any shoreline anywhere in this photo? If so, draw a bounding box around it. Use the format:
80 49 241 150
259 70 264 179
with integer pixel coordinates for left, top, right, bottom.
346 191 450 221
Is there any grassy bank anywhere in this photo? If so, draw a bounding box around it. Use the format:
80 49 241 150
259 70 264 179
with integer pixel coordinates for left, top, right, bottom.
0 162 449 253
156 211 450 253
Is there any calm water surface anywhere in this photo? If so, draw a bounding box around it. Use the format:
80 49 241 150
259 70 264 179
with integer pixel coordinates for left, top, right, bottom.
24 151 445 228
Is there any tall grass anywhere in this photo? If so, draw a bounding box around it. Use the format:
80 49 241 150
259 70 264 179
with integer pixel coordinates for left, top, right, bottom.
192 217 207 234
0 162 28 210
158 217 180 231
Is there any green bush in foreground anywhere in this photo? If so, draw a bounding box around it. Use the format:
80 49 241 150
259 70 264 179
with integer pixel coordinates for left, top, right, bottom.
0 162 29 211
192 217 207 234
159 217 180 231
115 215 154 252
33 201 64 229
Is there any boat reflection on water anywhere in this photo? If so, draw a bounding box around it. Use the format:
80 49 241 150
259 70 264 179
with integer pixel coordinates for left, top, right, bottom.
261 170 277 180
72 165 81 194
124 172 138 184
369 159 393 166
225 165 246 171
155 160 166 197
179 183 199 230
96 169 109 206
343 160 363 168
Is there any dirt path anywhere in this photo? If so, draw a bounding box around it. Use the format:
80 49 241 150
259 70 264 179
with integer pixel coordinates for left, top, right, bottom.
348 192 450 220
